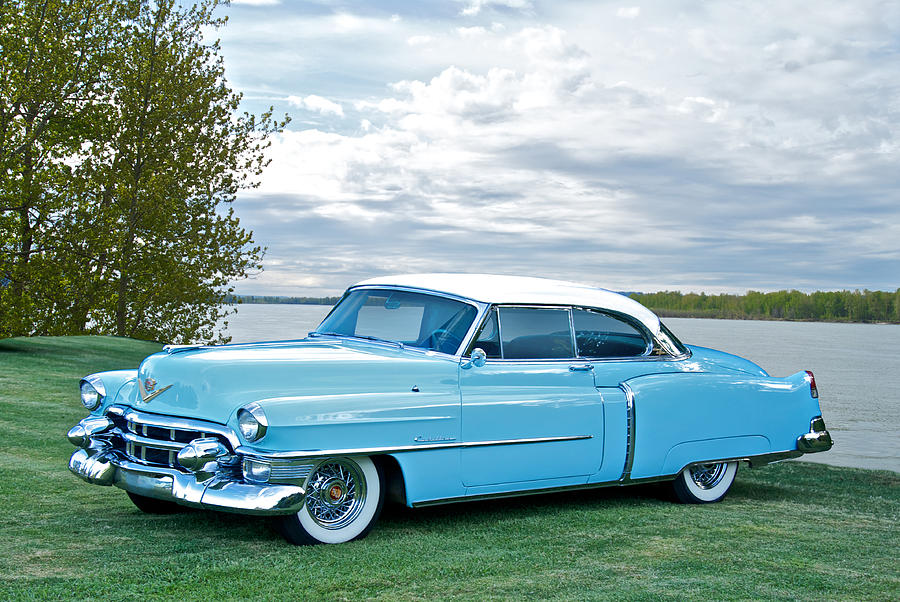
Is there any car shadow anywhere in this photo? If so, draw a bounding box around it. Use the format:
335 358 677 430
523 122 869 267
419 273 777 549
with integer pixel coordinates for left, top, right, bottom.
379 482 670 526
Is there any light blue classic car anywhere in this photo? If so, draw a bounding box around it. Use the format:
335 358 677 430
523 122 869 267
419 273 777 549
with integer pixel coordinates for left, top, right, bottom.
68 274 833 544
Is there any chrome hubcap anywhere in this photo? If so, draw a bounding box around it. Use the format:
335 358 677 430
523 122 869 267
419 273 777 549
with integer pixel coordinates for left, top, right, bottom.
689 463 727 489
305 460 366 529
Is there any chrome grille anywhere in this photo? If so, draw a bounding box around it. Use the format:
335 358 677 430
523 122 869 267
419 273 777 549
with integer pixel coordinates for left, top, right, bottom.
116 412 231 469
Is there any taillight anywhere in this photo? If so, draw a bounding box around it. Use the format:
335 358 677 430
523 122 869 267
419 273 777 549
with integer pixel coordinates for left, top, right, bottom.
805 370 818 398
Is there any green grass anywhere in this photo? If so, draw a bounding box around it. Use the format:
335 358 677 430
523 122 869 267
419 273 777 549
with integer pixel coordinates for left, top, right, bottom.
1 336 897 601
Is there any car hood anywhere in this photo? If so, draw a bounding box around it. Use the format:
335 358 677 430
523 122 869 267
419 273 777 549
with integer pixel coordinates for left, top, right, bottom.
131 339 456 424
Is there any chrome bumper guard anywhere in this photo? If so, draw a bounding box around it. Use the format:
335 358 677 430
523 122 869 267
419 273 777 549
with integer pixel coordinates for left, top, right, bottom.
797 416 833 454
67 417 305 516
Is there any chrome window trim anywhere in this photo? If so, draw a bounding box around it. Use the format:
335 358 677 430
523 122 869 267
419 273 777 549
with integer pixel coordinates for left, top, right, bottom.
314 284 489 358
237 434 592 461
467 303 662 363
315 288 689 364
495 305 576 360
567 308 578 357
570 305 653 359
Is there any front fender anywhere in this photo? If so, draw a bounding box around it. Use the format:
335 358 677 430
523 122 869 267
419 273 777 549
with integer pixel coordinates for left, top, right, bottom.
84 370 138 415
230 387 461 453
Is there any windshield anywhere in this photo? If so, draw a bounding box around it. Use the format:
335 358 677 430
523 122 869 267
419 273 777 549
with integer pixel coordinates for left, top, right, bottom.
313 289 478 355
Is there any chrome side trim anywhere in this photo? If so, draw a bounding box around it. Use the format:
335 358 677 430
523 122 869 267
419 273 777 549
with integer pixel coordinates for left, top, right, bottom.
411 448 812 508
619 382 636 481
237 434 593 461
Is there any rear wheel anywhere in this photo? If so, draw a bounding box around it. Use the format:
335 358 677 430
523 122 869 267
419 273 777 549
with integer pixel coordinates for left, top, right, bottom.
127 491 184 514
672 461 738 503
278 456 384 545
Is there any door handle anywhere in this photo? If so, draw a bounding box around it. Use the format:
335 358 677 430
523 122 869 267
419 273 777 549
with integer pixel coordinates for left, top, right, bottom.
569 363 593 371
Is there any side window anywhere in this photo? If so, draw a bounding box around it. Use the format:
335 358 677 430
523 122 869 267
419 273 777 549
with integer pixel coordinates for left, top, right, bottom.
499 307 574 359
467 308 501 358
573 309 648 358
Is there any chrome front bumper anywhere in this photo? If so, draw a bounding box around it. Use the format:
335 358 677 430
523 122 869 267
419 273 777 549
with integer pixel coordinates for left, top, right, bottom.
796 416 833 454
68 416 305 516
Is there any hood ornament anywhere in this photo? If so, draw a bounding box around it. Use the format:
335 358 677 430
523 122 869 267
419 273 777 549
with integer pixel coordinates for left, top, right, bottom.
138 377 172 403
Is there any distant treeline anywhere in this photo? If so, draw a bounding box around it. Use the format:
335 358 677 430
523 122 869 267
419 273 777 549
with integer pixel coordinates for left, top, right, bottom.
631 289 900 323
227 290 900 324
226 295 341 305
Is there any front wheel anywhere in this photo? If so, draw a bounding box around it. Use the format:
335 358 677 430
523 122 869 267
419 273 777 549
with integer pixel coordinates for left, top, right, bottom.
278 456 385 545
672 461 738 504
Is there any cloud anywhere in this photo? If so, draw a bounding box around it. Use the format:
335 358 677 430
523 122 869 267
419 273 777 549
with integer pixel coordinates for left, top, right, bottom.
221 1 900 295
287 94 344 117
616 7 641 19
407 35 433 46
458 0 532 17
231 0 280 5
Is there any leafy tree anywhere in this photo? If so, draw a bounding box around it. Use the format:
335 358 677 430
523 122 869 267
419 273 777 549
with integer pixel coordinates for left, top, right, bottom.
1 0 287 343
0 0 132 337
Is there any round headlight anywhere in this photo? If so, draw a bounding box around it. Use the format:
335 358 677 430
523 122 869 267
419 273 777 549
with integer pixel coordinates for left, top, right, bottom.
80 380 102 410
237 403 268 442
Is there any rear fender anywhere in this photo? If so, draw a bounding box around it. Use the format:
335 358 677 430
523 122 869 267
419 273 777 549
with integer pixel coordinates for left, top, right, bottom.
627 371 820 479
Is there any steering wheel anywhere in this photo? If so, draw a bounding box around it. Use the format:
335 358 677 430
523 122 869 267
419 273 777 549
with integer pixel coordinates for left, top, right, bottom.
427 329 463 354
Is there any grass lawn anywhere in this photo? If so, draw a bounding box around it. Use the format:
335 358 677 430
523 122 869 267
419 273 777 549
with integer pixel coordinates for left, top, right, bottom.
1 335 897 600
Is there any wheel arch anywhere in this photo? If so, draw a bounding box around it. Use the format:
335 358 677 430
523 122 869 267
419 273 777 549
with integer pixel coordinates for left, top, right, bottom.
374 454 408 506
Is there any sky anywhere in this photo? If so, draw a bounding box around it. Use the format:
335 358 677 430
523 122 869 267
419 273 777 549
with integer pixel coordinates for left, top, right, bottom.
217 0 900 296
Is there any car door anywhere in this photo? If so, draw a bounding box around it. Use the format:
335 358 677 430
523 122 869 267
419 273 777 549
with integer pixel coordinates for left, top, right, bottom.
458 306 605 488
570 307 658 482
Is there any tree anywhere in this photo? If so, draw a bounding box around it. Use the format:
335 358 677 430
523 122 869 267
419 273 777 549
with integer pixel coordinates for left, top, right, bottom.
0 0 132 337
1 0 287 343
81 0 286 344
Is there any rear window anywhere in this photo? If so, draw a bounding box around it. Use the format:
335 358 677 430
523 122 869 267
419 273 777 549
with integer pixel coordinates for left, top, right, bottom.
572 309 648 357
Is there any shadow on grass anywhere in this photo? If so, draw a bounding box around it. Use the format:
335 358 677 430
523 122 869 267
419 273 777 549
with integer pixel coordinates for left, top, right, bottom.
729 480 794 502
97 470 831 544
380 482 670 526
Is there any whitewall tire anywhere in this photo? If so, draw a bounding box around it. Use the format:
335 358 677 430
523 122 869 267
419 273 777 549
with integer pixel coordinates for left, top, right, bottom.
672 461 738 504
278 456 384 545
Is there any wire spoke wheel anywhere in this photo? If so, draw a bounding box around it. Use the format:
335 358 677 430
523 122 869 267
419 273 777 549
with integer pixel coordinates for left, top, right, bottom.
672 460 738 504
278 455 384 545
304 460 367 530
688 463 728 489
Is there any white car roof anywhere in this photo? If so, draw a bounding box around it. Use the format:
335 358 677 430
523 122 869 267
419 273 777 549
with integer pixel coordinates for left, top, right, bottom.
352 273 661 335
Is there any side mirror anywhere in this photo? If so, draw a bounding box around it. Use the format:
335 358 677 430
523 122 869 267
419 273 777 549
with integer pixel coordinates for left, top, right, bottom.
469 347 487 368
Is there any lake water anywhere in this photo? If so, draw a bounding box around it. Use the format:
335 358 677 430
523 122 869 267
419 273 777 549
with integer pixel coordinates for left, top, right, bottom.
219 304 899 473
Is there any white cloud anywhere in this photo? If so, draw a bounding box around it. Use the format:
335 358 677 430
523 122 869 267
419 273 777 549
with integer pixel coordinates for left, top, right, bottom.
456 26 488 38
616 7 641 19
407 35 433 46
459 0 532 17
231 0 280 5
221 1 900 294
287 94 344 117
